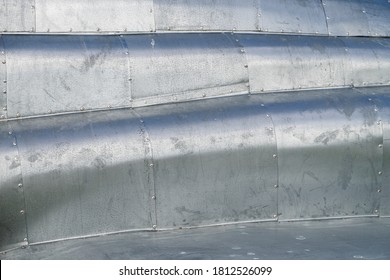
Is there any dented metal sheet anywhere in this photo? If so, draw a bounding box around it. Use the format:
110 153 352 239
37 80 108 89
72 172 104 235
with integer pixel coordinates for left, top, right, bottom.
237 34 390 93
3 35 130 118
136 96 278 228
13 110 154 243
123 33 248 107
263 89 382 220
257 0 327 34
35 0 155 32
154 0 258 31
0 0 35 32
323 0 390 37
0 36 6 119
0 122 27 252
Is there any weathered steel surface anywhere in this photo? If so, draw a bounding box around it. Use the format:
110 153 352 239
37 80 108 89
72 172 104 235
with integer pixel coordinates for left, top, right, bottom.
0 35 6 119
1 34 390 118
0 0 35 32
1 0 390 36
0 122 27 251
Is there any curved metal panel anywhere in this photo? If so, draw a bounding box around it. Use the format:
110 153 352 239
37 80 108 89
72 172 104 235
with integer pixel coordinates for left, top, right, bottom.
154 0 258 31
323 0 390 37
13 110 154 243
257 0 327 34
0 123 27 252
0 36 6 119
0 0 35 32
124 33 248 107
264 89 382 220
136 96 278 228
237 34 390 93
35 0 155 32
3 35 130 118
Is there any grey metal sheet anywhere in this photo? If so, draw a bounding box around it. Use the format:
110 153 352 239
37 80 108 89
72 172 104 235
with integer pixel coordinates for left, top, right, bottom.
0 122 27 252
383 140 390 216
237 34 390 93
0 0 35 32
154 0 258 31
323 0 390 37
257 0 328 34
263 89 382 220
3 35 130 118
124 33 248 107
0 36 6 119
135 96 278 228
35 0 155 32
2 218 390 260
13 110 154 243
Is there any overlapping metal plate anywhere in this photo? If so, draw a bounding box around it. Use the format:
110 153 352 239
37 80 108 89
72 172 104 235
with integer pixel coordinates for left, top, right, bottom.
0 122 27 251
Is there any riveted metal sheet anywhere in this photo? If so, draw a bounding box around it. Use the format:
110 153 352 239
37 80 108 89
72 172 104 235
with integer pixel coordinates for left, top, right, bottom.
12 110 154 243
323 0 390 37
0 36 6 119
154 0 258 31
3 35 130 118
0 0 35 32
35 0 154 32
124 33 248 107
136 95 278 228
263 88 382 220
237 34 390 93
0 122 27 252
257 0 327 34
340 37 390 87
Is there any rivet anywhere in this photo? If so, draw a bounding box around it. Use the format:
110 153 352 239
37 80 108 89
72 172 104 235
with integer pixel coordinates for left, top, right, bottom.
240 49 245 53
2 90 5 94
97 28 101 32
362 10 366 13
280 29 283 32
24 238 27 241
377 189 382 193
266 114 270 117
235 39 239 42
374 209 378 213
326 16 330 20
150 9 153 13
123 28 127 32
244 64 248 68
125 51 129 55
30 28 34 32
47 28 50 32
152 195 156 200
167 27 171 30
80 106 85 111
20 210 25 214
31 5 35 9
47 109 52 114
229 90 232 93
18 183 23 188
260 104 265 107
273 214 278 218
379 144 383 148
274 184 278 188
378 171 383 175
3 106 7 111
21 246 26 249
261 88 264 92
2 61 5 64
273 154 277 159
377 120 381 125
347 32 349 36
202 93 206 97
298 30 302 33
8 131 12 135
16 112 21 118
12 141 17 146
149 163 154 167
69 28 73 32
3 80 6 83
374 108 378 112
233 28 236 31
152 225 157 229
0 115 5 119
140 119 144 123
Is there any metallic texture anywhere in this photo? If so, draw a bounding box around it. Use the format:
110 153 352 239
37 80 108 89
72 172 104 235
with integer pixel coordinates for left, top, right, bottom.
323 0 390 37
0 35 6 119
1 34 390 118
1 87 389 251
34 0 155 32
0 123 27 251
0 0 35 32
1 0 390 36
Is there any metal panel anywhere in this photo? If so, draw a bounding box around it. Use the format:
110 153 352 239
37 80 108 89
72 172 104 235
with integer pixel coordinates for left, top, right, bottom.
257 0 327 34
124 33 248 107
323 0 390 37
237 34 390 93
4 35 130 118
12 110 154 243
136 96 278 228
154 0 258 31
0 36 6 119
264 89 382 220
35 0 154 32
382 139 390 216
0 0 35 32
340 37 390 87
0 122 27 252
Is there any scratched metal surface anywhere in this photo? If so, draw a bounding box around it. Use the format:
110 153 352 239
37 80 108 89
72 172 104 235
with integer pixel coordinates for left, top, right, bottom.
1 0 390 36
0 35 6 119
0 34 390 118
323 0 390 37
0 122 27 251
2 218 390 260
